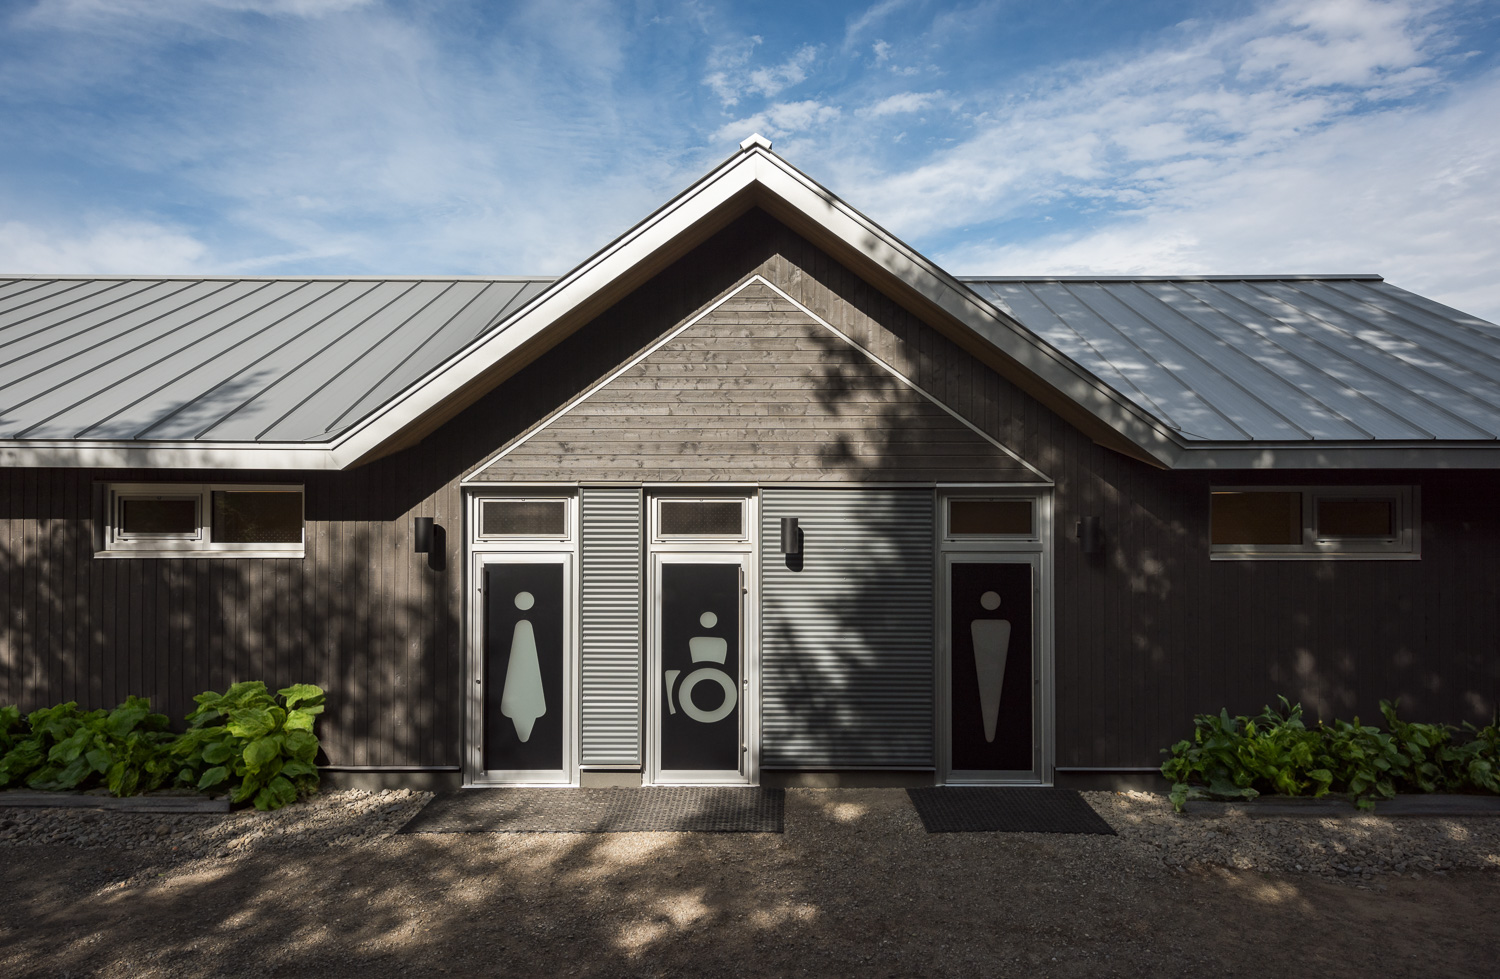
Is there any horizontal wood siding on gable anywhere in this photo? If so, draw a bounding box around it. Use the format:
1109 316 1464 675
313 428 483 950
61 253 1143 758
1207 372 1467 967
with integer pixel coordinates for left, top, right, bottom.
474 279 1041 484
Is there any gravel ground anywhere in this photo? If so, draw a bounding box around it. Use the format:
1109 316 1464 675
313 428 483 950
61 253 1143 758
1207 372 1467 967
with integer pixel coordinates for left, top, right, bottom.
1 788 1498 978
0 788 433 862
1087 790 1500 880
2 788 1498 881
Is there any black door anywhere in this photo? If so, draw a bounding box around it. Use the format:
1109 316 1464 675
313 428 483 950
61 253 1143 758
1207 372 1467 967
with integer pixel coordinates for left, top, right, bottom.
950 561 1033 773
484 563 565 773
659 563 742 774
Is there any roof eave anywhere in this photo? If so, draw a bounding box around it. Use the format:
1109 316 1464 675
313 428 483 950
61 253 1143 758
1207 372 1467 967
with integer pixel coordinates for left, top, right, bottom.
0 441 340 470
1173 442 1500 470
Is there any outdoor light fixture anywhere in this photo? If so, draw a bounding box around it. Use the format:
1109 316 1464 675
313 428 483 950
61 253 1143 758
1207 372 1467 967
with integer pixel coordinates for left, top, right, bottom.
780 517 802 555
1077 516 1102 555
414 516 434 554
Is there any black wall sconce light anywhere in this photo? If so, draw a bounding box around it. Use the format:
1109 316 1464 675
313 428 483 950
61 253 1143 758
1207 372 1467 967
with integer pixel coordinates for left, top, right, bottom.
414 516 434 554
1077 515 1102 555
780 517 802 555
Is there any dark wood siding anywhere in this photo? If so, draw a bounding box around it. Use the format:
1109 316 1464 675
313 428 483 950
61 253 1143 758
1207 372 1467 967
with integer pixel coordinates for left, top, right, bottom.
3 208 1498 771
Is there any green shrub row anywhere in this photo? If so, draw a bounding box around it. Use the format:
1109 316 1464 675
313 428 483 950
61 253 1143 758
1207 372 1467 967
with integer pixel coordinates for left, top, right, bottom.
0 681 325 811
1161 697 1500 812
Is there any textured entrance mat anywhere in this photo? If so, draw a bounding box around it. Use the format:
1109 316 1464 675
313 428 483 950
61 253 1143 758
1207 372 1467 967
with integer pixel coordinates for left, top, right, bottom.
398 787 784 834
908 787 1116 835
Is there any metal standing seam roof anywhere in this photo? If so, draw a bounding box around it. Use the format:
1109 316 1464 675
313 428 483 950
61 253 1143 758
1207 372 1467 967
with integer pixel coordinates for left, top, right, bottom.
0 275 554 443
963 275 1500 443
3 271 1500 449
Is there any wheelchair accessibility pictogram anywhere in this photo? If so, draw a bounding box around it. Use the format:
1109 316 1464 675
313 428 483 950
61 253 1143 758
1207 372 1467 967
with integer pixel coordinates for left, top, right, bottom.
664 611 738 724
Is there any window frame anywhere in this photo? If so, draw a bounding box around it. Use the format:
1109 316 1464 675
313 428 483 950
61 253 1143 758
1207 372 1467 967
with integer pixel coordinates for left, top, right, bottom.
651 497 749 544
941 496 1041 544
99 482 305 558
1209 485 1418 560
475 496 573 543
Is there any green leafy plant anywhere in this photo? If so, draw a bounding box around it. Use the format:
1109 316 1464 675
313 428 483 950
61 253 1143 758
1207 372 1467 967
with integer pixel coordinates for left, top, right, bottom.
1448 715 1500 794
1163 697 1500 812
1316 716 1402 810
0 703 45 788
0 704 22 751
172 681 325 811
1160 698 1333 811
0 697 176 796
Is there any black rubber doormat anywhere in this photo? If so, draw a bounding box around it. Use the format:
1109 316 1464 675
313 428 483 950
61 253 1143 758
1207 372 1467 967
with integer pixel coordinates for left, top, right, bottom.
908 787 1115 835
398 787 784 834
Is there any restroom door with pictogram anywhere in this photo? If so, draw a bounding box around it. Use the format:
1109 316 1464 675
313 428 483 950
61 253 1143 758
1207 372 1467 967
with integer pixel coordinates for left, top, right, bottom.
647 495 757 785
943 551 1044 783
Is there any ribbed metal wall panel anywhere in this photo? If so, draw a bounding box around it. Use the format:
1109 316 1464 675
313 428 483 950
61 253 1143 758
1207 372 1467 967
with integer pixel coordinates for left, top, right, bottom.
579 487 643 766
760 488 935 768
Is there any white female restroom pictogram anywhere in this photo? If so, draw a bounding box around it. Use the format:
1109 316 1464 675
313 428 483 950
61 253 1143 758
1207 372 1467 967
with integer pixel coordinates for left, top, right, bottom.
664 610 739 724
500 590 546 742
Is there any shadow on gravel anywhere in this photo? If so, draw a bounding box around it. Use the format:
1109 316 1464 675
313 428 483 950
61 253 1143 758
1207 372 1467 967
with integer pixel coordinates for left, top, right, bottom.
5 794 1500 979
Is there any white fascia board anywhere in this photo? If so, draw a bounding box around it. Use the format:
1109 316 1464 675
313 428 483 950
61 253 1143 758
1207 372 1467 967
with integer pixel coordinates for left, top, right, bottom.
327 153 763 469
0 441 338 470
1174 443 1500 470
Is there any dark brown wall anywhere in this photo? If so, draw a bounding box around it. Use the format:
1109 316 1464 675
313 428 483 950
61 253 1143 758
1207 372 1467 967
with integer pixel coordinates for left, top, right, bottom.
3 208 1498 771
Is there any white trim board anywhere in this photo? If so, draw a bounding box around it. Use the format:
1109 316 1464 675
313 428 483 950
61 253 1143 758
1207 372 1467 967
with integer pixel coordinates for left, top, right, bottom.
462 275 1052 485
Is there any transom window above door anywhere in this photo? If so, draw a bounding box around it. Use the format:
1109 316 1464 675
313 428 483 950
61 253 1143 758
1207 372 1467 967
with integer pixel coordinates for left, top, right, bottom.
944 498 1036 540
477 498 571 541
655 498 747 541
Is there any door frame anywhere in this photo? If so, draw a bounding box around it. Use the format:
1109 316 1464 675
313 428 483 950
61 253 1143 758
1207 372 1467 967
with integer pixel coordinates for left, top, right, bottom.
465 491 580 787
644 494 759 786
936 489 1054 785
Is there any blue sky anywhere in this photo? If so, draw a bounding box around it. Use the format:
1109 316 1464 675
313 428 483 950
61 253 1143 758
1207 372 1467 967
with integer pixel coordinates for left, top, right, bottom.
2 0 1498 320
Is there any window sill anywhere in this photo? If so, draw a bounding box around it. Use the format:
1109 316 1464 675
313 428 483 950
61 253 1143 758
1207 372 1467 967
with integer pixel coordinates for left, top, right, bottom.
1209 551 1420 562
94 549 306 560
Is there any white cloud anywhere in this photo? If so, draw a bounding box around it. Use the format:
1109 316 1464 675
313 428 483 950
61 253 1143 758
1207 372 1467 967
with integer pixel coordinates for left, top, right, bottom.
857 91 946 118
704 38 820 106
23 0 372 29
713 100 842 144
941 77 1500 322
0 220 209 273
844 0 911 45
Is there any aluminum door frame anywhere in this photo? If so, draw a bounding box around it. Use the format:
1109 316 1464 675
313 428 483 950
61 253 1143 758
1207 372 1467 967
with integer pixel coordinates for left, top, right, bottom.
645 498 759 786
465 489 581 787
936 488 1054 786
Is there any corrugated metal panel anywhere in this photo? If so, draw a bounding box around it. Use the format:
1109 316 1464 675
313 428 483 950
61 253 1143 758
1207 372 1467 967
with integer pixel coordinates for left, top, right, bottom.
579 486 643 766
0 276 555 443
760 487 934 768
963 277 1500 442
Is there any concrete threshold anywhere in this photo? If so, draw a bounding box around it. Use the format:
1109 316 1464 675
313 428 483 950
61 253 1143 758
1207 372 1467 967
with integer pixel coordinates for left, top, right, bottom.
0 790 230 813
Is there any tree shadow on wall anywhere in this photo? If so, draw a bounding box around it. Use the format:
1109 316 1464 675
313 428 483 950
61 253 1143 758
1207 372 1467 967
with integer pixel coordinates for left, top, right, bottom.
0 482 459 768
750 221 1499 770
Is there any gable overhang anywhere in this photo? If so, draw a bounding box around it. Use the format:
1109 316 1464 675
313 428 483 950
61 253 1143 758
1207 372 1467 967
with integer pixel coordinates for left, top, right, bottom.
328 144 1187 470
